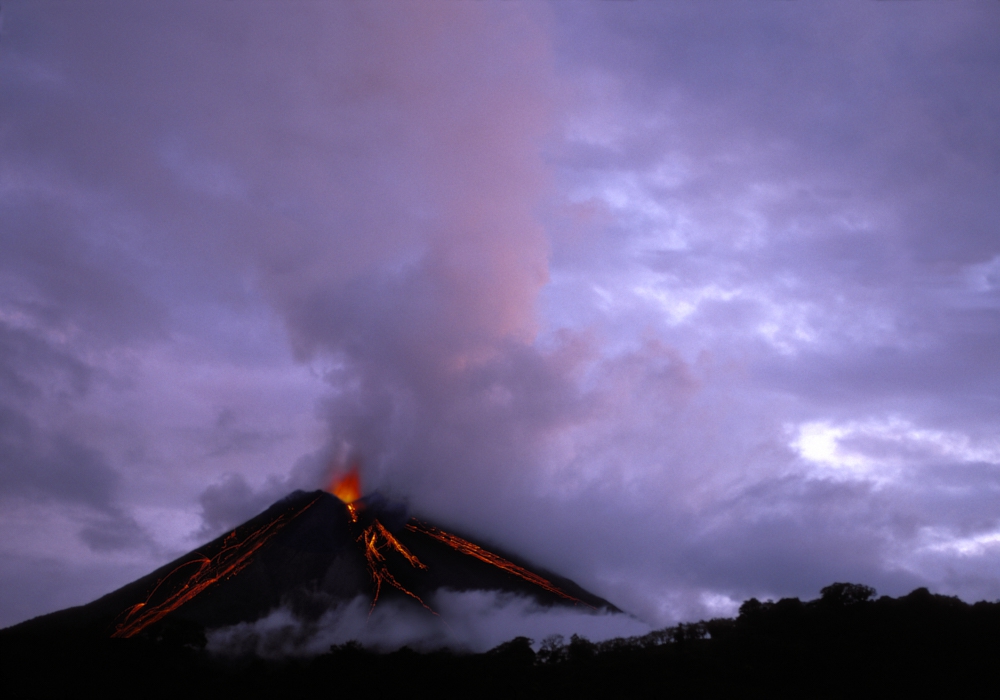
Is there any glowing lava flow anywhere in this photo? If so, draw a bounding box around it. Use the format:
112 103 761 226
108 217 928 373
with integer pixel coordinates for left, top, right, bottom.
111 497 319 638
358 519 435 615
405 520 591 608
329 471 582 614
327 469 435 614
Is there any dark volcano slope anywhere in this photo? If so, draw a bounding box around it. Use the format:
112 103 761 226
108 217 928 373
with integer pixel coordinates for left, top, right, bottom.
3 490 616 641
389 519 616 611
4 491 360 639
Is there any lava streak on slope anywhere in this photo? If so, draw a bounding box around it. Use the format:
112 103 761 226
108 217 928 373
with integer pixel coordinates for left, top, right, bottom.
405 520 591 608
329 470 436 614
90 477 609 642
328 470 589 614
111 496 320 638
358 520 435 615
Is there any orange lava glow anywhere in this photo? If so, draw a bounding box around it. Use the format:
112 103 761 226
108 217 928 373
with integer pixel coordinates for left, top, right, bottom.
329 469 362 504
406 520 591 608
111 497 319 638
358 519 434 615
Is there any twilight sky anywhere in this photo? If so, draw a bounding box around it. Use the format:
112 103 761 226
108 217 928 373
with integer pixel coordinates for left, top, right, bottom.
2 1 999 630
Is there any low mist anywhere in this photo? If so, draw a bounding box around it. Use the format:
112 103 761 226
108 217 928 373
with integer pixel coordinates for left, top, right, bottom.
206 590 649 657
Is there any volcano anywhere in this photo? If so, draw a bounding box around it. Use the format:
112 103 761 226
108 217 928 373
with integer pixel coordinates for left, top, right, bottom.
5 484 618 642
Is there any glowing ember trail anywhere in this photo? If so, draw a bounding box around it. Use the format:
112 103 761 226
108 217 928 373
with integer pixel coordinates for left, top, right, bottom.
406 520 591 608
358 520 434 615
111 497 319 638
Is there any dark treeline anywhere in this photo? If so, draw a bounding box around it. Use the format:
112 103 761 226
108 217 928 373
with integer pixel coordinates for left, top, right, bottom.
3 583 1000 698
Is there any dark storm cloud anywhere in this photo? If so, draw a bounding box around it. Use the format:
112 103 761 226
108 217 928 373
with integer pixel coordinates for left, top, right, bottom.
0 552 148 629
0 319 154 565
206 409 290 459
0 320 115 513
197 474 269 535
0 321 91 403
1 200 166 343
0 418 115 509
78 511 149 552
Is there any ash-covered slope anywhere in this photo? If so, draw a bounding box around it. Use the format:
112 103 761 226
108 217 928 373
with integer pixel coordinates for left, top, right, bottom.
3 490 617 641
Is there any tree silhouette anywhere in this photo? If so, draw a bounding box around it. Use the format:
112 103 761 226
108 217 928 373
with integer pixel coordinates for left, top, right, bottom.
819 582 876 607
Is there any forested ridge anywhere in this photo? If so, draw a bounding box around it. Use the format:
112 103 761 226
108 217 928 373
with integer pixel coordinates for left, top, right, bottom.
3 583 998 698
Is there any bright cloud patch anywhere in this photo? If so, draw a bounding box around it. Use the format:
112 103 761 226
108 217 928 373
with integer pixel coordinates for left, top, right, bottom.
791 418 1000 485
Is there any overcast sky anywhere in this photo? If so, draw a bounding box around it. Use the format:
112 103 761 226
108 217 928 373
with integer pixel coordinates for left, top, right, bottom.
2 1 999 630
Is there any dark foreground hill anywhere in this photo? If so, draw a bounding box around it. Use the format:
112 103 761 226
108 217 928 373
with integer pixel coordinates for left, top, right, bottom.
3 583 1000 699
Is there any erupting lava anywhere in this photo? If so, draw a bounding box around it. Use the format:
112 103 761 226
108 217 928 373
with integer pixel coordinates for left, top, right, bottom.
328 470 584 615
329 469 434 613
109 470 591 637
406 520 590 608
329 469 361 504
359 520 434 614
111 496 319 638
329 468 362 522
